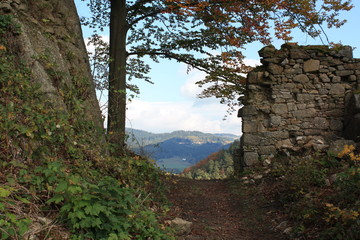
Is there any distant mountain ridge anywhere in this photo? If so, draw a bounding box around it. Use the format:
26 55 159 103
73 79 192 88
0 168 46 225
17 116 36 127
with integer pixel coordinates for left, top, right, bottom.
126 128 239 148
125 128 240 173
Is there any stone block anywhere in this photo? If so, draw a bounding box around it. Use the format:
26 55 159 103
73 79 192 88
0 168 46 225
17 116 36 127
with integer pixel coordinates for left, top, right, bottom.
264 131 289 139
296 93 314 103
332 76 341 83
239 105 257 116
243 152 259 166
243 134 263 145
275 139 294 149
261 58 283 64
329 84 345 95
293 108 317 118
268 63 284 75
258 45 276 58
337 46 353 58
270 116 282 126
313 117 329 129
287 103 297 111
284 83 296 89
243 121 258 133
336 70 354 77
287 125 301 131
304 59 320 73
247 71 264 84
319 73 330 83
290 49 310 59
304 129 322 135
293 74 310 83
344 63 360 70
326 109 344 117
271 103 288 114
258 146 277 155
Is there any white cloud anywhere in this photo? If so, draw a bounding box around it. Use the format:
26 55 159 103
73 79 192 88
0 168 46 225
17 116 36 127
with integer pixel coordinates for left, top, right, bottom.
125 57 260 135
126 99 241 135
244 58 261 66
84 35 110 54
180 69 206 99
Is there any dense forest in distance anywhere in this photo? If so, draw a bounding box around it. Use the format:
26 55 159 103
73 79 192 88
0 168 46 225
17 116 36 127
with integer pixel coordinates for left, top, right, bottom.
126 128 239 173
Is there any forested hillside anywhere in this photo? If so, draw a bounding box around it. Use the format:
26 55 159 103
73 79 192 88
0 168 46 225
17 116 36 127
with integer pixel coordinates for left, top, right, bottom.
126 128 238 148
126 129 238 173
182 141 240 179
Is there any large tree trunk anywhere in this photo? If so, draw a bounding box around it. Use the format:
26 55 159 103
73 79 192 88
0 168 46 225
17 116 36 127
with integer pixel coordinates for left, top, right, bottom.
108 0 128 156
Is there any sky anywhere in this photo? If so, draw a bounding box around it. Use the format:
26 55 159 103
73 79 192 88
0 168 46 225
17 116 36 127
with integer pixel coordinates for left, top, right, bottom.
74 1 360 135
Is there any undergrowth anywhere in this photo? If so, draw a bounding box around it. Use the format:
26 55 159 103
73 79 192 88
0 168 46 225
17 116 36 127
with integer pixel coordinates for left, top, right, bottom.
254 148 360 240
0 14 173 239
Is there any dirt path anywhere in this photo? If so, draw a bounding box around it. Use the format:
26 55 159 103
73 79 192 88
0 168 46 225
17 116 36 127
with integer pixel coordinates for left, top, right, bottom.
166 177 286 240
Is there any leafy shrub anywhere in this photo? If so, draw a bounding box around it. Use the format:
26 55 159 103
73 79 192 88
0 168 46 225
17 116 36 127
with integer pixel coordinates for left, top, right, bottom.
271 147 360 239
0 16 173 239
0 186 32 240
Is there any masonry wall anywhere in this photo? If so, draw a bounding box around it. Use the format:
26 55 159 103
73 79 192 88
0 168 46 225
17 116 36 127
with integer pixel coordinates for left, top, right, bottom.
238 44 360 167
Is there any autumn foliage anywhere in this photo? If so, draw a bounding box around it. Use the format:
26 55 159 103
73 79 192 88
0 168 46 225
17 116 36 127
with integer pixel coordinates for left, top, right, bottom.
83 0 353 149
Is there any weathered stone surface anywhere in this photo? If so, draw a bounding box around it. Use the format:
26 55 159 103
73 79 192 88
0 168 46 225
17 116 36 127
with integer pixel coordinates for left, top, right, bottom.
275 139 294 149
243 134 263 145
304 59 320 73
296 93 315 103
166 218 192 236
293 74 310 83
336 70 354 76
268 63 284 75
320 74 331 83
238 105 257 117
329 84 345 95
258 146 276 155
290 49 310 59
0 0 105 144
247 71 264 84
337 46 353 58
243 152 259 166
313 117 329 129
271 104 288 115
270 116 282 126
258 45 276 58
293 108 317 118
263 131 289 139
239 44 359 172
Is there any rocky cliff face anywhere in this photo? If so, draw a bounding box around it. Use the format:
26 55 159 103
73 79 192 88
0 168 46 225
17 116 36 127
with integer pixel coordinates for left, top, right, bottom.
0 0 103 129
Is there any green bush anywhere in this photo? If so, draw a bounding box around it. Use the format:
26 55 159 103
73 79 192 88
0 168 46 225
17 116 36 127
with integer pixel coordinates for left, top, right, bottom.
271 152 360 239
0 16 173 239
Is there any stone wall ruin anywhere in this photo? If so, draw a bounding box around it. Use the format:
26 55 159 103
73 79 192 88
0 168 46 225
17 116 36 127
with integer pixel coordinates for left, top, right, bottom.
238 44 360 168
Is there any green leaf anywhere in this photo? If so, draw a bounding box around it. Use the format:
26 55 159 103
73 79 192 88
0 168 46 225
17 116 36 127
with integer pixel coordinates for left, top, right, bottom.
75 210 86 219
15 195 31 204
55 181 68 193
0 187 11 198
16 219 31 235
67 185 82 194
47 194 64 204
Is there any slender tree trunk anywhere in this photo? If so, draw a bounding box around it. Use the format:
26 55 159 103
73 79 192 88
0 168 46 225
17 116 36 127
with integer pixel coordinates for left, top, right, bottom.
108 0 128 156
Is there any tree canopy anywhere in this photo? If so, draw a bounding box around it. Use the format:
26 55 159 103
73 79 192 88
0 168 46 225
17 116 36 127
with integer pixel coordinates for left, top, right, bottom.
80 0 353 153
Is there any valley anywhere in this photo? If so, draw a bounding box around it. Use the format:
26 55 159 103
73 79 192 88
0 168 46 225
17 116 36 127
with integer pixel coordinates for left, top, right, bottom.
126 128 240 173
